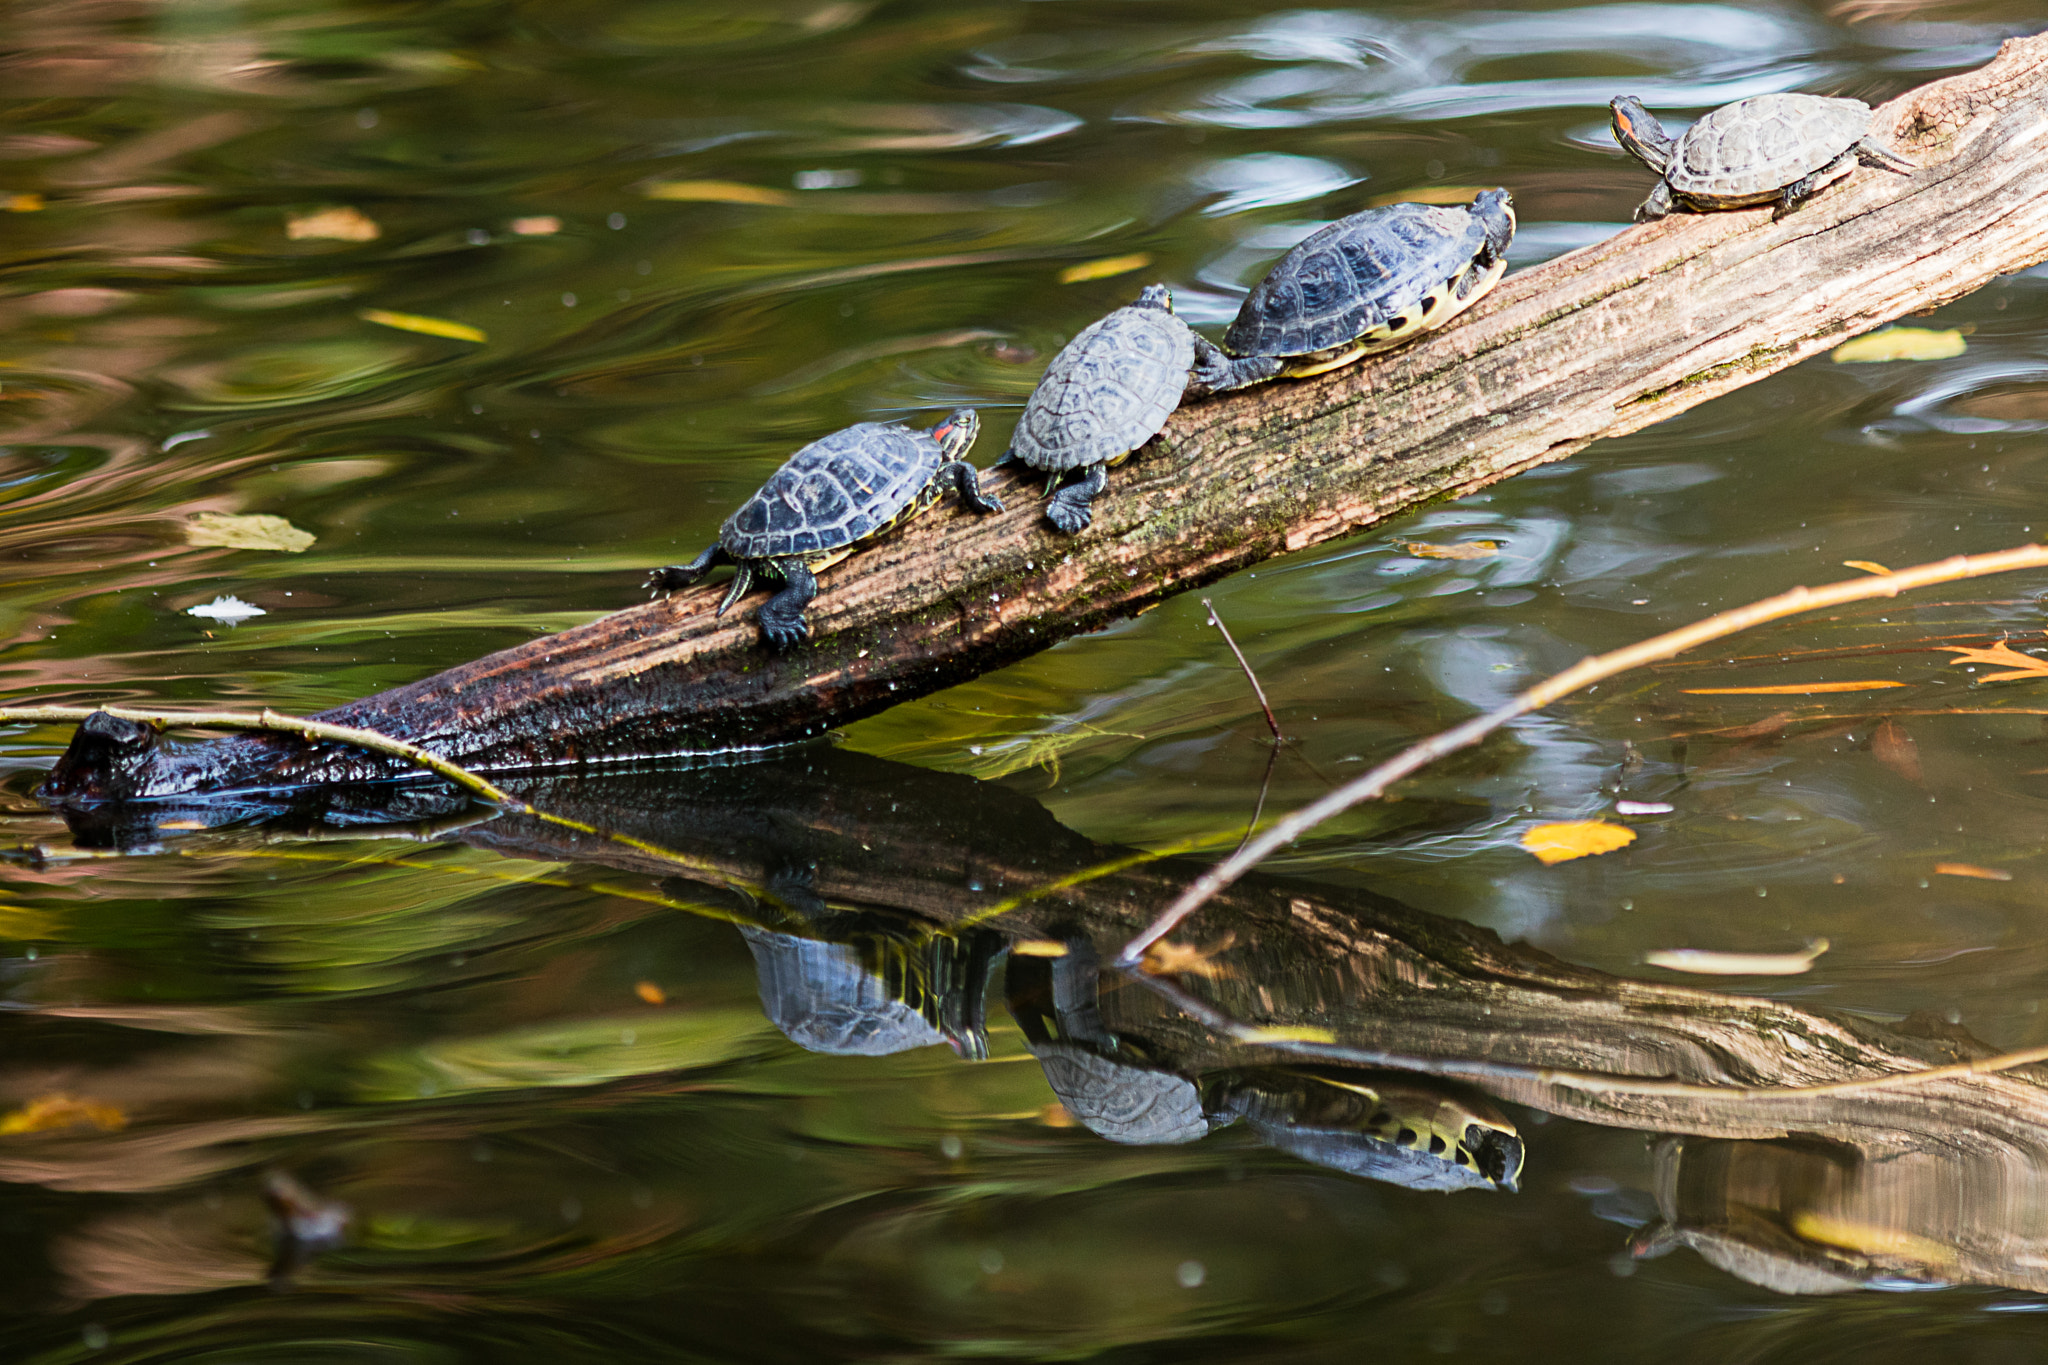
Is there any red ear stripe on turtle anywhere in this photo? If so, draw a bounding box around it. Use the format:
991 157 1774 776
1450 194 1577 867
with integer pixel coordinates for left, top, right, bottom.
932 418 957 443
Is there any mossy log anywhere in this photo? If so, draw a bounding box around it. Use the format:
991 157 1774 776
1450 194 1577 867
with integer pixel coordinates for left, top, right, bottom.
40 33 2048 798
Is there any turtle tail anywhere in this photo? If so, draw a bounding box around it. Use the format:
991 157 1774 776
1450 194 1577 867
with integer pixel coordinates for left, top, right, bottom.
716 561 755 617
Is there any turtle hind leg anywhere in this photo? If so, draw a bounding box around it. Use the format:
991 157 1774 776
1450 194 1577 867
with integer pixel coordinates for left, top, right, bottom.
1856 137 1914 176
755 558 817 649
1632 180 1674 223
1189 335 1282 396
939 460 1004 516
646 543 728 598
1045 462 1108 534
1772 150 1856 219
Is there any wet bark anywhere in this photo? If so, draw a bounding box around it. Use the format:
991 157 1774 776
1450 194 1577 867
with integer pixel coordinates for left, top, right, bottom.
41 33 2048 798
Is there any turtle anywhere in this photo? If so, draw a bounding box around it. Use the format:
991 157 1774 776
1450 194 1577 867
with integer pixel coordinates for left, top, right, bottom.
646 408 1000 648
1609 93 1914 223
1191 188 1517 396
996 283 1224 534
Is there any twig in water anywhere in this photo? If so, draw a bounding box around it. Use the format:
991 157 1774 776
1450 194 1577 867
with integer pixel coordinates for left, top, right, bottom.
1203 598 1282 743
1118 543 2048 967
1233 742 1279 859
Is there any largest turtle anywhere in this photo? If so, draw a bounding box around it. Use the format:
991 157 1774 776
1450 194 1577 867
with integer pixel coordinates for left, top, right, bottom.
647 408 999 649
1610 93 1913 222
1193 189 1516 396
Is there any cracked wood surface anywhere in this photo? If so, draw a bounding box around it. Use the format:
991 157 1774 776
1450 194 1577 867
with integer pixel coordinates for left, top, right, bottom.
45 32 2048 796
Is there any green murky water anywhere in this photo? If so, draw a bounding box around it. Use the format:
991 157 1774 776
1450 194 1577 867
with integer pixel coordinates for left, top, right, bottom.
6 0 2048 1358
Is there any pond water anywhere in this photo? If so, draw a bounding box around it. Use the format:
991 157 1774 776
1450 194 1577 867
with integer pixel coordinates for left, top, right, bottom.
6 0 2048 1358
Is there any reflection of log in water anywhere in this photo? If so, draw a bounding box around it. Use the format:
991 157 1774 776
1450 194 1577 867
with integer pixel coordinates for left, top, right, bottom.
422 748 2048 1291
39 747 2048 1290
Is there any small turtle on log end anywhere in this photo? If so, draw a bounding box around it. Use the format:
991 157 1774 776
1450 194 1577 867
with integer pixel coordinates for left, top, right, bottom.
997 284 1221 535
647 408 1001 649
1611 93 1915 223
1192 189 1517 396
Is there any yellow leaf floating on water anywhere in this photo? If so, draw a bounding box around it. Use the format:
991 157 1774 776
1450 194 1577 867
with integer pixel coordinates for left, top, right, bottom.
5 193 44 213
1683 681 1908 695
1644 938 1829 976
643 180 798 207
634 980 667 1005
1936 638 2048 683
1842 560 1892 575
1521 820 1636 865
1009 939 1071 957
286 206 381 242
1057 252 1152 285
358 309 486 343
1831 327 1966 364
0 1093 129 1136
1399 539 1501 560
184 511 315 553
1236 1024 1337 1045
1934 862 2012 881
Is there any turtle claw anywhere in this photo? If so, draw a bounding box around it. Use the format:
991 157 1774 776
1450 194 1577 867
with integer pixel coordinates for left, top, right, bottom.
645 565 696 598
1044 500 1092 534
760 619 810 650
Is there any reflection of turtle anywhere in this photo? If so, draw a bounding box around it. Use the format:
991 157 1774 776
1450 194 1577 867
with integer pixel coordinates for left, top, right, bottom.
1007 933 1218 1144
999 285 1219 534
1033 1043 1215 1145
1194 190 1516 395
647 408 1000 648
740 921 1000 1060
1609 94 1913 222
1215 1070 1523 1193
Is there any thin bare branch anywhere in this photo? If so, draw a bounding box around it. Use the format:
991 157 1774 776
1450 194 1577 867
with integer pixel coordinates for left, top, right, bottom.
1116 543 2048 966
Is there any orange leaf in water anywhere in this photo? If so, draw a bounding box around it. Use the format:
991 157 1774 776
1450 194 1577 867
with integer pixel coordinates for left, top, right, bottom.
1398 539 1501 560
0 1094 128 1136
1842 560 1892 575
1871 718 1923 784
1520 820 1636 865
1139 931 1237 979
1934 862 2013 881
1683 681 1907 695
1936 638 2048 683
633 981 667 1006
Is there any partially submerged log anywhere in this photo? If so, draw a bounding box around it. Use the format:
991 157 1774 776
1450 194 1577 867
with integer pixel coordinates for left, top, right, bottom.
39 34 2048 798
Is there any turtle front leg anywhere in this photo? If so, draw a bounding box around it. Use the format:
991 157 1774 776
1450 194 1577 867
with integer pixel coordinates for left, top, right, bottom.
1188 335 1283 397
756 557 817 649
1045 463 1107 534
1855 137 1914 176
939 460 1005 515
646 542 727 598
1632 180 1674 222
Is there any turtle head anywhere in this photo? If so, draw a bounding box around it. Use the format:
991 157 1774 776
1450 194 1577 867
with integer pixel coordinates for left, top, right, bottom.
930 407 980 460
1610 96 1676 174
1470 188 1515 265
1133 283 1174 312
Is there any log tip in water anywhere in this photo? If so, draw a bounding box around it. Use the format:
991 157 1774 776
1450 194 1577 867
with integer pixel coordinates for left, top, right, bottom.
37 711 164 802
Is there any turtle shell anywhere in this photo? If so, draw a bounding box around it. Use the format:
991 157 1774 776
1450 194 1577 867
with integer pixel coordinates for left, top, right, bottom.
1031 1043 1214 1145
740 926 950 1057
1010 301 1196 473
720 421 940 560
1223 200 1495 360
1666 93 1871 202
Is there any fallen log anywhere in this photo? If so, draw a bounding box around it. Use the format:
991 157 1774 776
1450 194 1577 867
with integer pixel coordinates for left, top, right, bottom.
38 33 2048 798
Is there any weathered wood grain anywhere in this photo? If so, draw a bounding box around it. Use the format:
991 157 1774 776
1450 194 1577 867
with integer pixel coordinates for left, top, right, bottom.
41 33 2048 797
